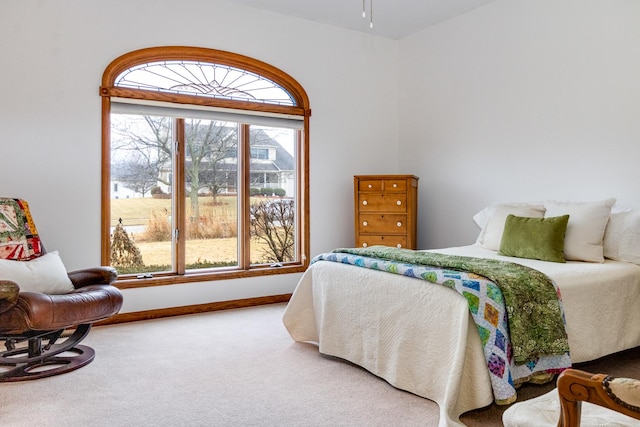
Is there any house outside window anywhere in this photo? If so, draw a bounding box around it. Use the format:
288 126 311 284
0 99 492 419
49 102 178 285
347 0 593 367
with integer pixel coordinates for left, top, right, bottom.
100 46 311 288
251 148 269 160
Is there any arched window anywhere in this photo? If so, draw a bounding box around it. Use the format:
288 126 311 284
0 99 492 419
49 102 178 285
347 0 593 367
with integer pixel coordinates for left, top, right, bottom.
100 47 310 288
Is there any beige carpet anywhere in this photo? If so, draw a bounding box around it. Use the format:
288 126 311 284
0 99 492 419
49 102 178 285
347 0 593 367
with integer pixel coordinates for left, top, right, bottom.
1 303 639 426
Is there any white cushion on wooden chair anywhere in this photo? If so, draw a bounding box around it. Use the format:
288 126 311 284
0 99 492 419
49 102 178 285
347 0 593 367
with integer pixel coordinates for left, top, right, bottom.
502 388 640 427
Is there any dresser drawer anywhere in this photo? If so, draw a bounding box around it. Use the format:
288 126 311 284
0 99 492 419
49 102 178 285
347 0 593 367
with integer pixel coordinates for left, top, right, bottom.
356 235 407 249
358 214 407 234
358 180 383 192
382 179 407 192
358 179 408 192
358 194 407 212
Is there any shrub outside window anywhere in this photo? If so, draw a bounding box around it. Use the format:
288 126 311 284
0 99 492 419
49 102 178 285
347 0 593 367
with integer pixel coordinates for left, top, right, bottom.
100 47 311 288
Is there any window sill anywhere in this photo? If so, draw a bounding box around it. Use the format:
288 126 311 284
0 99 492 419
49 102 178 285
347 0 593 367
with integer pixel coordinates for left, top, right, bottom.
114 263 308 289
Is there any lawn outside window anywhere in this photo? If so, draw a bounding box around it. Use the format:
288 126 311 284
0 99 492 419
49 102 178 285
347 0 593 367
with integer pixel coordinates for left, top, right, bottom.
100 46 311 288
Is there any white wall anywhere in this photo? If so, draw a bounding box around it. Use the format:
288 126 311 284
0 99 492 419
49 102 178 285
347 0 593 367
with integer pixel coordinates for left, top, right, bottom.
398 0 640 249
5 0 638 313
0 0 398 312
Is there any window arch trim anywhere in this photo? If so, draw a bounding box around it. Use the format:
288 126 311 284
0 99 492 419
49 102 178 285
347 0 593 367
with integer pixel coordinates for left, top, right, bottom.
100 46 311 118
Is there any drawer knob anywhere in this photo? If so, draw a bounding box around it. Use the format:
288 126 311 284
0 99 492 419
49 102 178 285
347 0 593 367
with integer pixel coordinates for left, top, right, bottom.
368 184 372 188
362 200 368 205
362 221 368 226
393 183 397 188
396 200 402 206
397 244 402 248
362 243 368 247
396 222 402 227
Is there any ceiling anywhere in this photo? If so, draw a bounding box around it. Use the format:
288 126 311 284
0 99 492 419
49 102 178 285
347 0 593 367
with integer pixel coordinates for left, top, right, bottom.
230 0 496 39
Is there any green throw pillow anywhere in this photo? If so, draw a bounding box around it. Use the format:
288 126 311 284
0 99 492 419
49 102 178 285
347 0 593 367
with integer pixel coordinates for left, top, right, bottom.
498 214 570 263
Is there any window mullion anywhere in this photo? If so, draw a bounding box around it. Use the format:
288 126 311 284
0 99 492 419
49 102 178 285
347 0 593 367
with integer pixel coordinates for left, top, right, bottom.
175 119 186 274
239 124 251 269
295 129 304 263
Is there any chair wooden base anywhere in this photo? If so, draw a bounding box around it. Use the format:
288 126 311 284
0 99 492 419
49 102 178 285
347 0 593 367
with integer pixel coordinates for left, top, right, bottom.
0 324 95 382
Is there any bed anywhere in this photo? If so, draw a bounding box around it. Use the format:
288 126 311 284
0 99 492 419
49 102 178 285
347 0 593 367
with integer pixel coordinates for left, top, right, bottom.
282 199 640 427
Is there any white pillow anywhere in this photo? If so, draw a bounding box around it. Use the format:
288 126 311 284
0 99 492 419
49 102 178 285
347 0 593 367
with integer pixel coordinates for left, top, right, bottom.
473 206 493 230
477 203 546 250
0 251 74 294
473 202 543 230
604 210 640 264
544 198 616 263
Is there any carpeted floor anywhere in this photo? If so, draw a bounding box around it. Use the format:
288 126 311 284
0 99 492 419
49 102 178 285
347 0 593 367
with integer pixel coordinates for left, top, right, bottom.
1 303 638 426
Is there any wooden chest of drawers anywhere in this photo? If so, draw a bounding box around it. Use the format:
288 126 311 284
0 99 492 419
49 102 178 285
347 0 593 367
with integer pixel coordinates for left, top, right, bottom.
354 175 419 249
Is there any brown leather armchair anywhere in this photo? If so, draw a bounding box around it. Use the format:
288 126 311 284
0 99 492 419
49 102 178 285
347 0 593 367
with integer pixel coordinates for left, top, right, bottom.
0 266 123 381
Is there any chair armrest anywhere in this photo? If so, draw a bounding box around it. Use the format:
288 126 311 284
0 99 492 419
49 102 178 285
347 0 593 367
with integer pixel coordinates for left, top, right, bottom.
67 267 118 289
557 369 640 426
0 280 20 314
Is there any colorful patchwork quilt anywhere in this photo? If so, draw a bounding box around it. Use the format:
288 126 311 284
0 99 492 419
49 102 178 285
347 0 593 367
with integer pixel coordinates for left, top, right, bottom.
313 246 572 404
0 198 43 261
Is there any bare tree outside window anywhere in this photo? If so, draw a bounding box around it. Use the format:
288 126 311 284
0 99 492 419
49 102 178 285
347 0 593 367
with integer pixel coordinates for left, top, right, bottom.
185 120 238 210
111 115 172 195
250 199 295 263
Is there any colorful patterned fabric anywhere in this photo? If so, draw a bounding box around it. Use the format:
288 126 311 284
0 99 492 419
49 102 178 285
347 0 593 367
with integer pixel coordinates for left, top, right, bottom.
0 198 43 261
313 246 572 404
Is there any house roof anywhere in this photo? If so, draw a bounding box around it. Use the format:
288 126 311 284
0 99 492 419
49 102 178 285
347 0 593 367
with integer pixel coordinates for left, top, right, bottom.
184 127 295 173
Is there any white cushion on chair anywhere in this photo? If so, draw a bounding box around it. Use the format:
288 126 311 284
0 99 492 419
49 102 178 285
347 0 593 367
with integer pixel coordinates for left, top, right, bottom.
0 251 74 294
502 388 640 427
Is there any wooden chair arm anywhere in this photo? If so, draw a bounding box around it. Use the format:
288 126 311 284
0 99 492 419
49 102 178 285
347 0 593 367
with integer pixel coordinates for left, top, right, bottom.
557 369 640 426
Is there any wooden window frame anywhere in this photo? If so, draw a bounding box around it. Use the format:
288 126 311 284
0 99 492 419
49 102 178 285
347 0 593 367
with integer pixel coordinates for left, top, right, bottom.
100 46 311 289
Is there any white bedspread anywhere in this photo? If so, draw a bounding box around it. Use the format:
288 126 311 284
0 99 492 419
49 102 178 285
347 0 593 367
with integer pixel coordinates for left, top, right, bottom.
282 245 640 426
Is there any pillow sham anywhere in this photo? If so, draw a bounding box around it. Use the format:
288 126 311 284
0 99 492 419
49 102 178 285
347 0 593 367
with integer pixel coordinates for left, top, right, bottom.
499 214 569 263
0 251 74 294
603 210 640 265
544 198 616 263
477 203 546 251
473 202 545 230
473 206 494 230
